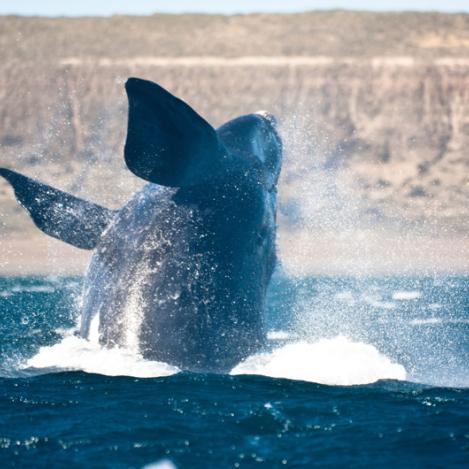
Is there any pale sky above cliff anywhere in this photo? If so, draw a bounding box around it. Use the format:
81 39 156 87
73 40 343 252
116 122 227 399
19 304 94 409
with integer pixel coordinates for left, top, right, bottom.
1 0 468 16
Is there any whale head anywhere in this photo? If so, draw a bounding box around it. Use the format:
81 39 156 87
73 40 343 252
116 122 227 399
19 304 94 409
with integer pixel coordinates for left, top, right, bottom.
216 111 282 191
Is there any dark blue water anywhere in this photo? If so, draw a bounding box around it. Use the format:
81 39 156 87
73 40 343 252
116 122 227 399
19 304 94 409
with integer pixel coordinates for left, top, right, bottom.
0 274 468 467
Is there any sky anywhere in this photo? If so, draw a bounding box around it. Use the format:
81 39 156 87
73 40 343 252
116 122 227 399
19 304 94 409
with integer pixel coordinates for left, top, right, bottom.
1 0 468 16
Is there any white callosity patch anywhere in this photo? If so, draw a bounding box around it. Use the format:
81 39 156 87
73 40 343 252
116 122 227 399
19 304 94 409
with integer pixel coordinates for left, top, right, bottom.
231 336 406 385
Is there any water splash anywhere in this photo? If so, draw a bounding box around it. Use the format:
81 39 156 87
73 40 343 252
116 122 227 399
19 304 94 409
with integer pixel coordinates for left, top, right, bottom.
24 329 405 385
121 267 147 352
25 334 179 378
232 336 406 385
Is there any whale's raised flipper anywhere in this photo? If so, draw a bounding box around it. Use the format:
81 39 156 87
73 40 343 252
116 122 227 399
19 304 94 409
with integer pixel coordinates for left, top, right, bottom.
0 168 116 250
124 77 228 187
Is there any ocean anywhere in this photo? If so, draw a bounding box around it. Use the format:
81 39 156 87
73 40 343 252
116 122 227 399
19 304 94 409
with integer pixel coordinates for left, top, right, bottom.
0 273 468 467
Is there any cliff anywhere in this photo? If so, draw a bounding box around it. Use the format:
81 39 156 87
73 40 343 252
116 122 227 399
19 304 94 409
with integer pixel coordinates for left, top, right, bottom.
0 12 468 273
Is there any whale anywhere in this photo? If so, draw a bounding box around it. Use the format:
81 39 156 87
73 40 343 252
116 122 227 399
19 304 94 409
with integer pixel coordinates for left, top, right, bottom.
0 77 282 372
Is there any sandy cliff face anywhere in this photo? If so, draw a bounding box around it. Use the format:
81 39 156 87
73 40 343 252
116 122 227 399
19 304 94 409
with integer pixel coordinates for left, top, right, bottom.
1 60 467 226
0 12 468 272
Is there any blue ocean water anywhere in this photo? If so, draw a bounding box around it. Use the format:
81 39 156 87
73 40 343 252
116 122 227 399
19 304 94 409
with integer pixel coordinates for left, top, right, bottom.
0 274 468 467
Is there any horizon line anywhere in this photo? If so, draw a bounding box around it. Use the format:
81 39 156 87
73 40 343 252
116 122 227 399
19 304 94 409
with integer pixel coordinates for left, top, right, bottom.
1 8 469 18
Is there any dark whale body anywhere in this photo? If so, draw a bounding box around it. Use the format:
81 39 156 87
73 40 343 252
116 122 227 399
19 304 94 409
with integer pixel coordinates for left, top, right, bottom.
0 78 282 372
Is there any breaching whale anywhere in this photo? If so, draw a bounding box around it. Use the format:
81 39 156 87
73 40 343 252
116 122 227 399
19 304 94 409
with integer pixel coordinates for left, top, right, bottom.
0 77 282 372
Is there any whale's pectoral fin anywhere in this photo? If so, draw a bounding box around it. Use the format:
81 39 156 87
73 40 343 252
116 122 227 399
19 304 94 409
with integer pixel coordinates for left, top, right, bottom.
0 168 116 250
124 77 227 187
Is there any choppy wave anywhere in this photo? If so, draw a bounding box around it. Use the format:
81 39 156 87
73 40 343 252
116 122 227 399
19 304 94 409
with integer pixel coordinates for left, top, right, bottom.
0 275 467 467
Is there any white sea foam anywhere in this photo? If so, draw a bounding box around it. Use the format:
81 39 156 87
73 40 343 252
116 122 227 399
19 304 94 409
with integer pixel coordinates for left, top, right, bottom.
25 332 405 385
362 294 396 310
142 460 178 469
392 290 421 300
0 285 56 297
410 318 442 325
267 330 292 340
410 318 469 326
25 335 179 378
11 285 56 293
334 291 355 302
231 336 406 385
